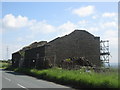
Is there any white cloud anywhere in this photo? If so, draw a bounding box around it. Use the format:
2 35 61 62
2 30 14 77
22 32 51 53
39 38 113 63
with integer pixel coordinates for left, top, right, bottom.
57 21 77 36
101 21 117 28
102 30 118 47
30 20 55 34
56 20 98 37
102 12 117 17
2 14 55 34
102 30 118 63
78 20 88 25
87 27 99 32
92 15 97 19
77 20 88 30
77 20 99 34
103 30 118 38
72 5 95 17
2 14 31 29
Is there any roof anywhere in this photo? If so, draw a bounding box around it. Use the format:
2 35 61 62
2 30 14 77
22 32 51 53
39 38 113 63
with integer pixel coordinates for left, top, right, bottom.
70 30 95 37
48 29 96 44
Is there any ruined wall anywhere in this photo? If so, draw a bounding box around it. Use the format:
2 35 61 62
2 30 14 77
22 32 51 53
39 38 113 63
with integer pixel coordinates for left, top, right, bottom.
45 30 101 67
12 52 21 67
23 46 45 68
12 30 101 68
12 41 47 68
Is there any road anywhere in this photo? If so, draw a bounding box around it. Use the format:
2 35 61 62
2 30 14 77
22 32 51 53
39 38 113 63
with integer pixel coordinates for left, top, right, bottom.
1 69 72 90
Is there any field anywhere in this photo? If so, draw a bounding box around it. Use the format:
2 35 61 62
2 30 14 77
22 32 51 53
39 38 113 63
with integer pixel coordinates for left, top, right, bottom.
6 66 119 89
0 62 11 69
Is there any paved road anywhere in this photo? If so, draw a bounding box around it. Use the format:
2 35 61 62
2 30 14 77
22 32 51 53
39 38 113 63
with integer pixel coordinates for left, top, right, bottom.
1 69 72 90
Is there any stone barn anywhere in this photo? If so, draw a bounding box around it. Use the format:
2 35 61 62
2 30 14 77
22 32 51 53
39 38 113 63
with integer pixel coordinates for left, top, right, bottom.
12 30 102 68
45 30 101 67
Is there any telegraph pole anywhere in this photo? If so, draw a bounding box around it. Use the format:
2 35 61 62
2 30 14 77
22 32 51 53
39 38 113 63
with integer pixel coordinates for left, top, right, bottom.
6 46 9 60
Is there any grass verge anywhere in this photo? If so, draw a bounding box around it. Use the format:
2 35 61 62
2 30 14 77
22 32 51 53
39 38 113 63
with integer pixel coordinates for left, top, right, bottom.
5 66 119 89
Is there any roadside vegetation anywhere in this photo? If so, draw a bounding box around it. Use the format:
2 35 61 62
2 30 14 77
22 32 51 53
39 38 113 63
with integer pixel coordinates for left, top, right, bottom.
0 60 11 69
5 66 119 89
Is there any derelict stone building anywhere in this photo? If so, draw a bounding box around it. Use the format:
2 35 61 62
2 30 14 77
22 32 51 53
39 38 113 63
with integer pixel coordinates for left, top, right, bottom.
12 41 47 68
12 30 102 68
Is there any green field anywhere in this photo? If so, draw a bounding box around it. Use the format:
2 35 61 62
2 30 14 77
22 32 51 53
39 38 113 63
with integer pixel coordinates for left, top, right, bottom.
6 66 119 88
0 62 11 69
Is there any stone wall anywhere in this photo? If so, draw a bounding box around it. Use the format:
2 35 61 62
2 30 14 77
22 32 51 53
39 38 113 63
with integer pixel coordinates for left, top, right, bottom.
23 46 45 68
12 30 101 68
12 52 21 67
45 30 101 67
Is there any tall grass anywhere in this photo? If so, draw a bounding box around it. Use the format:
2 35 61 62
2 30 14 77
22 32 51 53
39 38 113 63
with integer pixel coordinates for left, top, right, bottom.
8 67 119 88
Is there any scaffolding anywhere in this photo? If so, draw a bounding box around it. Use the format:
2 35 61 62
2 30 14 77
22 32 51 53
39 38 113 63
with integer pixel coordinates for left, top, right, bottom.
100 40 110 67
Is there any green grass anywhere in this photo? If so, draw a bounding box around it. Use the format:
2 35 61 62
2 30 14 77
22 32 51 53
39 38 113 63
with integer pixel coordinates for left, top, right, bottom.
6 67 119 89
0 62 11 69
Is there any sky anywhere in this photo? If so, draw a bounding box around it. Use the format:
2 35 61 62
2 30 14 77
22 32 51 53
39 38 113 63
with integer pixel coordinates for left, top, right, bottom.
0 2 118 64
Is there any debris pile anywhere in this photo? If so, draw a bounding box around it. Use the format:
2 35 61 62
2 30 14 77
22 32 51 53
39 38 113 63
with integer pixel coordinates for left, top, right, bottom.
61 57 93 70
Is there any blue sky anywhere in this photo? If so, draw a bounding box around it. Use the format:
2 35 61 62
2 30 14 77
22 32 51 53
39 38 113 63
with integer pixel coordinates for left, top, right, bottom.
0 2 118 64
2 2 117 24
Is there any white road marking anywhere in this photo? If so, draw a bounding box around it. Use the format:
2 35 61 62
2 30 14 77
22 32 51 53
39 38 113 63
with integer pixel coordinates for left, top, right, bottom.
4 77 11 82
17 83 26 88
17 84 29 90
